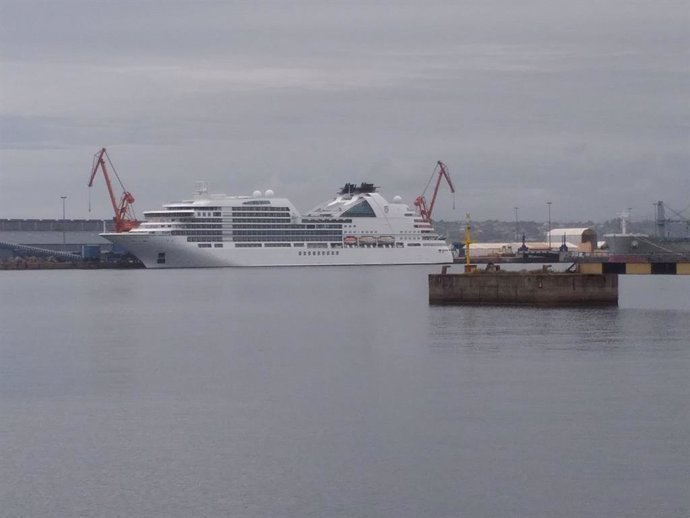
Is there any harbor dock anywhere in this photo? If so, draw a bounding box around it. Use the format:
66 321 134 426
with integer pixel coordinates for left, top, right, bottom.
429 267 619 306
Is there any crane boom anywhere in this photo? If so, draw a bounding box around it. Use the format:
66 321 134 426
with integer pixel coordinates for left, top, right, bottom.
88 148 139 233
414 160 455 223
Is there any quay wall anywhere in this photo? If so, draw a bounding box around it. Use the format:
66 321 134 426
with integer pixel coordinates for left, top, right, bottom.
0 258 143 270
578 262 690 275
429 272 618 306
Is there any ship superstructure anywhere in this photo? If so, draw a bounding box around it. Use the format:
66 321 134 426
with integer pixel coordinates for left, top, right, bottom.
101 182 454 268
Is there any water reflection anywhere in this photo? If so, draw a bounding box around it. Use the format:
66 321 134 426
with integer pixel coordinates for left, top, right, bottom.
427 304 689 355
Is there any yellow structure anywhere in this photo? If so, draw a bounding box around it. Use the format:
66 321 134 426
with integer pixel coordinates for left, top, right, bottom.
625 263 652 275
677 263 690 275
578 263 603 274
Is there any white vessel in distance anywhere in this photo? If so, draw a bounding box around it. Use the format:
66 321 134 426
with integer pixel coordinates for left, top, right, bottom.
102 181 454 268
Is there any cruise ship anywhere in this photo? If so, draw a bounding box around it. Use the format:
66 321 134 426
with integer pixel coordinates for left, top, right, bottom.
101 182 454 268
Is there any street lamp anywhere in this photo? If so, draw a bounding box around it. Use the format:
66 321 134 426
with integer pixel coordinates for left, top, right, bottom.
60 196 67 251
514 206 519 241
547 201 552 249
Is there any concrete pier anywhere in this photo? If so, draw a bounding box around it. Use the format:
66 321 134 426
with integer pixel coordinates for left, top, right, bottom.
429 269 618 306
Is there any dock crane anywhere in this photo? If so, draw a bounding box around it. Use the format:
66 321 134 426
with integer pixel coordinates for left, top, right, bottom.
655 201 690 238
414 160 455 223
88 148 139 233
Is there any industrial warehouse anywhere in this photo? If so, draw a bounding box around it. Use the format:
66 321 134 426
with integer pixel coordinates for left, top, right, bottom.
0 218 141 267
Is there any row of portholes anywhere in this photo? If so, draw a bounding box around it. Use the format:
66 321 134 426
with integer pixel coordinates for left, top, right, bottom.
298 250 340 256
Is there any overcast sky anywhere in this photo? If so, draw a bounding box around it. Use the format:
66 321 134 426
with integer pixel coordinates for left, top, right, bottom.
1 0 688 223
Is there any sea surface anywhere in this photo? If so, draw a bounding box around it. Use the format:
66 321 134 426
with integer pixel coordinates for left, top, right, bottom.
1 267 689 518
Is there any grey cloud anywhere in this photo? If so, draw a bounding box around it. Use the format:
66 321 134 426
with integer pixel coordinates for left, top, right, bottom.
1 0 688 221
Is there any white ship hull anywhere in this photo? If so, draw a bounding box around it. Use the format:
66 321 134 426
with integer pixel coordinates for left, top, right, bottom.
103 233 453 268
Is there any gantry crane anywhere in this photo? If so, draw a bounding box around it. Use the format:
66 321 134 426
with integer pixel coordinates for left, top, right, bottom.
88 148 139 233
655 201 690 237
414 160 455 223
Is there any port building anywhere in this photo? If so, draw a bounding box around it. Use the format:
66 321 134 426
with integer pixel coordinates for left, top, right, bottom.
546 227 598 252
0 219 116 259
455 227 598 261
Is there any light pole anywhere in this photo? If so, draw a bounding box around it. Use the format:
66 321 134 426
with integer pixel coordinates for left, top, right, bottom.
60 196 67 251
547 201 552 249
514 206 519 241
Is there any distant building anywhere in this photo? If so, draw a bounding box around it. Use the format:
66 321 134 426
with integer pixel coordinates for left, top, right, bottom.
458 230 598 260
546 227 598 252
0 219 116 259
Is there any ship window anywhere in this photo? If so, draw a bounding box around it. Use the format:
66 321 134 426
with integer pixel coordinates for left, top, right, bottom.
341 200 375 218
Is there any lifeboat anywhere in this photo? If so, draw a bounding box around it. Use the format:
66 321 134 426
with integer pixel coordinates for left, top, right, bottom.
343 236 357 246
378 235 395 245
359 236 376 245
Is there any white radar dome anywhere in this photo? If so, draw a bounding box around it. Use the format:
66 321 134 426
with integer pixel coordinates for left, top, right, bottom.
393 195 402 203
252 190 262 198
264 189 274 198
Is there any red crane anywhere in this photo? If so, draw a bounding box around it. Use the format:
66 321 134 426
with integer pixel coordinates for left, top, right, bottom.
414 160 455 223
88 148 139 233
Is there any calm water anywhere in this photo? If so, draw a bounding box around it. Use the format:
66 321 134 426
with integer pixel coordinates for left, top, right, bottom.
1 267 689 518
